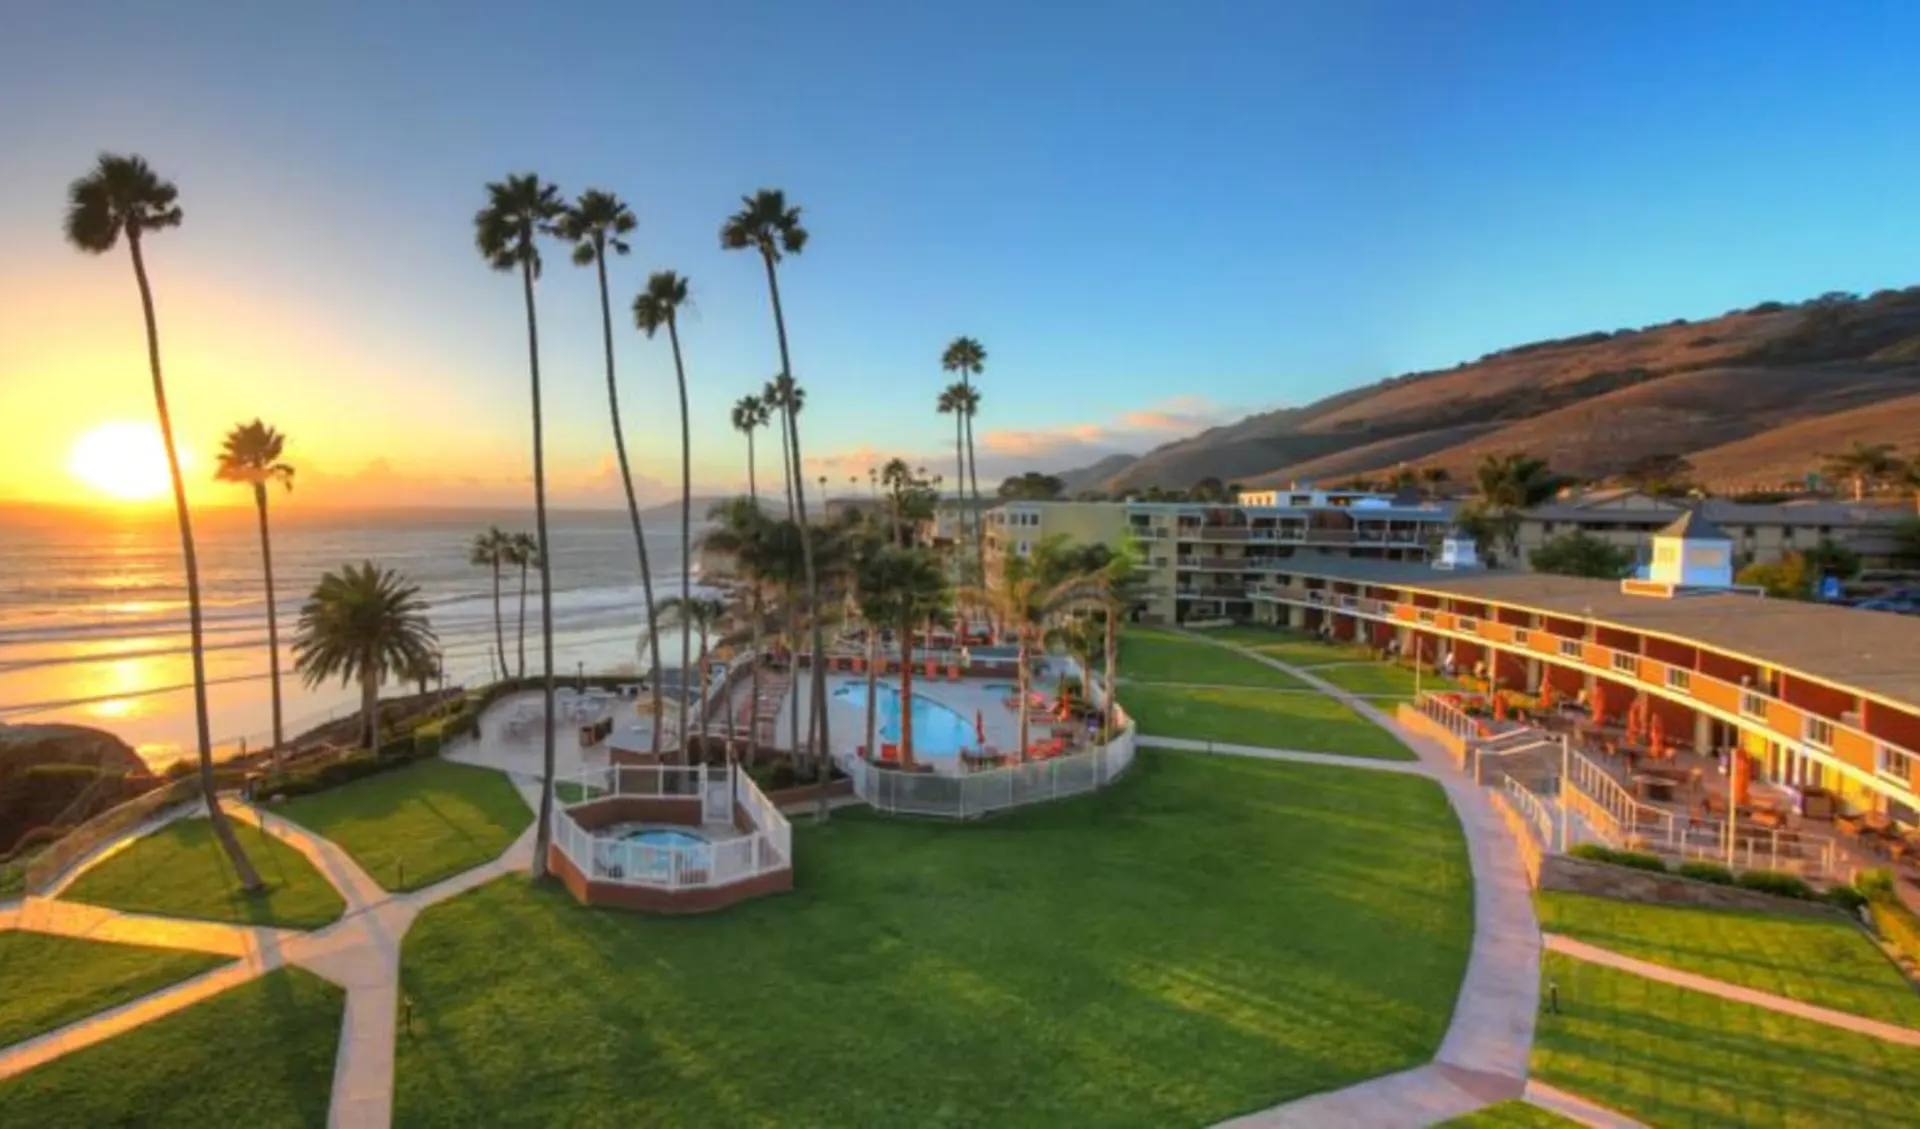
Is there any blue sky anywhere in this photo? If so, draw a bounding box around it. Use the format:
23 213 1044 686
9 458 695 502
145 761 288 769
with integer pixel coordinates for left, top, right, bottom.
3 0 1918 505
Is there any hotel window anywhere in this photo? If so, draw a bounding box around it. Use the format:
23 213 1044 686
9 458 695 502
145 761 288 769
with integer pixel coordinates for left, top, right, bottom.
1513 629 1530 646
1665 668 1691 692
1740 691 1766 718
1611 653 1636 675
1804 717 1834 750
1878 744 1915 782
1558 639 1582 659
1416 610 1436 625
1458 617 1479 633
1542 522 1556 535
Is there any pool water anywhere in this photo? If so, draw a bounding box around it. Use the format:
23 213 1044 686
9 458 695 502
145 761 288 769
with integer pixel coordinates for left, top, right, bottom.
833 682 976 756
624 828 709 850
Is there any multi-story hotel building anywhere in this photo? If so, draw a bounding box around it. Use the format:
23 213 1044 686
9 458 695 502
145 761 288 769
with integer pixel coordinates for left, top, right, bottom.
984 492 1457 623
1512 489 1913 572
1249 516 1920 822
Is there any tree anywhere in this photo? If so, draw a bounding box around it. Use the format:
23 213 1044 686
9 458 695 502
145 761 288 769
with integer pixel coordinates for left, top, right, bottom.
879 457 916 545
65 153 262 892
997 472 1066 501
467 528 511 681
761 377 800 517
402 648 444 697
1891 518 1920 567
293 562 437 750
941 337 987 582
731 394 771 502
700 499 774 765
1617 453 1695 497
646 596 729 754
1419 466 1452 497
1736 542 1860 600
506 532 539 680
1529 531 1634 579
1822 442 1901 501
936 382 973 555
554 188 664 757
962 549 1108 761
724 188 834 821
633 270 697 752
855 546 952 768
474 171 565 879
1472 452 1565 558
1190 476 1231 503
214 419 295 761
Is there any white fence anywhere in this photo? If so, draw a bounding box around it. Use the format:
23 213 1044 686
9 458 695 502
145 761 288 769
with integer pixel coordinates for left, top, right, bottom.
547 763 791 890
847 726 1138 819
1417 694 1481 744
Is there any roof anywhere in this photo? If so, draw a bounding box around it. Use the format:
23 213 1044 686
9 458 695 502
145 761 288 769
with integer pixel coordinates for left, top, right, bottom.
1656 511 1730 541
1524 496 1902 528
1271 553 1920 710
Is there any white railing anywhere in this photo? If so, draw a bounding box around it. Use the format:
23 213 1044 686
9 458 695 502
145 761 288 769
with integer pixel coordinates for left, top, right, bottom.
847 726 1137 819
1418 694 1480 744
1500 772 1557 850
547 763 791 890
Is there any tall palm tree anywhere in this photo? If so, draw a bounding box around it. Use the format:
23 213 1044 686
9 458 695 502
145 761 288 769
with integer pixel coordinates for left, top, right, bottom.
762 375 805 518
475 171 565 879
648 596 729 755
1822 441 1902 502
507 531 539 680
633 270 696 753
64 153 261 891
941 336 988 581
732 394 770 502
856 547 951 768
292 562 437 750
554 189 664 756
725 189 833 817
937 382 970 549
214 420 295 761
467 527 511 682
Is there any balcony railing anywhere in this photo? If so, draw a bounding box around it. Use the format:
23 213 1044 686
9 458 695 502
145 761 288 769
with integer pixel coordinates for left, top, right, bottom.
1254 582 1920 804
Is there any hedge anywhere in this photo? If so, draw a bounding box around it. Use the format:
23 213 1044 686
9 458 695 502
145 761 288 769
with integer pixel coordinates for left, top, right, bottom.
1568 842 1667 873
1676 861 1735 886
1735 870 1817 901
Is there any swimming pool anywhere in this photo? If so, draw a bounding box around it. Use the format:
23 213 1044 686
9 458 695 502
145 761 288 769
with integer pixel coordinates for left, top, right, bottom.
624 828 709 851
833 681 976 756
596 826 713 882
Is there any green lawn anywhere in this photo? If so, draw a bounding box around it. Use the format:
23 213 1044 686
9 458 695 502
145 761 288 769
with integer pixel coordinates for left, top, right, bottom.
1121 682 1417 760
1309 662 1463 700
1435 1101 1583 1128
0 967 342 1127
395 753 1473 1127
1118 631 1303 688
62 816 345 930
0 932 229 1047
1191 625 1379 666
1533 953 1920 1128
275 759 531 892
1538 891 1920 1027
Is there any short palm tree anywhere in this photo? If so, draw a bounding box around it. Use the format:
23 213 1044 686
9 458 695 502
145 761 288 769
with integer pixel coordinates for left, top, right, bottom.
962 553 1108 760
634 270 696 753
554 188 664 756
505 531 539 680
700 498 777 763
214 420 295 762
1823 442 1902 501
941 336 987 580
467 527 511 681
761 375 805 518
855 547 952 768
731 394 771 501
725 189 833 815
1472 452 1563 559
292 562 437 750
475 171 565 879
648 596 730 754
65 153 262 891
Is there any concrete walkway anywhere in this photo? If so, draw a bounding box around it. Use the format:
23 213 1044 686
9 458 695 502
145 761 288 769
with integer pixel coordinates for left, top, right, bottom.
1524 1081 1650 1128
1544 932 1920 1046
1176 630 1544 1128
1138 734 1433 776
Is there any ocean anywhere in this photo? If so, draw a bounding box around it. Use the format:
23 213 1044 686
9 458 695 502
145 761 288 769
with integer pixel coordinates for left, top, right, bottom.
0 504 711 772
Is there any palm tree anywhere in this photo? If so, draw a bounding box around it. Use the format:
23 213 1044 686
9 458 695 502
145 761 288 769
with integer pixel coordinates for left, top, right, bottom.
214 420 295 762
403 648 445 697
937 382 970 548
762 375 805 518
475 171 565 879
65 153 261 892
941 336 987 581
1419 466 1451 499
506 531 539 680
648 596 729 755
725 189 833 816
1822 442 1902 502
732 394 770 502
467 528 511 681
554 189 664 757
700 499 777 765
292 563 437 750
1471 452 1563 559
855 547 951 768
633 270 696 753
962 555 1107 762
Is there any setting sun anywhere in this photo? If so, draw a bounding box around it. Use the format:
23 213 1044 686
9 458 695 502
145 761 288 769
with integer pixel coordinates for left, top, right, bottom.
68 421 178 502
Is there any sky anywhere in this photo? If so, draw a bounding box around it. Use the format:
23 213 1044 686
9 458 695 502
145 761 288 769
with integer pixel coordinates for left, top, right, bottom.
3 0 1919 511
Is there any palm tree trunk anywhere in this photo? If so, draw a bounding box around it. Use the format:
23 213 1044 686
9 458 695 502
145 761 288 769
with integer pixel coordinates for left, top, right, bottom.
696 637 711 757
759 250 832 823
746 431 758 503
786 604 801 759
900 619 915 769
1016 630 1030 762
747 590 764 767
1103 609 1117 741
595 254 666 756
952 412 966 566
864 625 878 761
127 233 261 892
964 407 984 584
252 483 285 762
362 666 380 750
520 255 558 882
778 403 795 519
670 318 693 758
490 562 506 683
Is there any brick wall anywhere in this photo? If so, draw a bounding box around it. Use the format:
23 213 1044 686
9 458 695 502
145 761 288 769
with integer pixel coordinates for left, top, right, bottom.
566 795 702 831
546 843 793 914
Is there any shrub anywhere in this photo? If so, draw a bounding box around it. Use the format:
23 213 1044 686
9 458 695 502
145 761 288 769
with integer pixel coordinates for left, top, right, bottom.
1857 868 1897 898
1824 885 1869 913
1568 843 1668 872
1735 870 1817 901
1677 861 1735 885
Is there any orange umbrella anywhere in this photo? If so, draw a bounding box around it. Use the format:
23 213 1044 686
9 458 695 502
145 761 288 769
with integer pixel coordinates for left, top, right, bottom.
975 709 987 745
1538 683 1555 712
1731 749 1751 807
1493 693 1509 723
1591 682 1609 726
1649 712 1667 758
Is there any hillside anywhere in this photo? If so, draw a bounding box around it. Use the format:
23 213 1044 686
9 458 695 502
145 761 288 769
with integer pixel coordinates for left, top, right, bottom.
1077 288 1920 494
